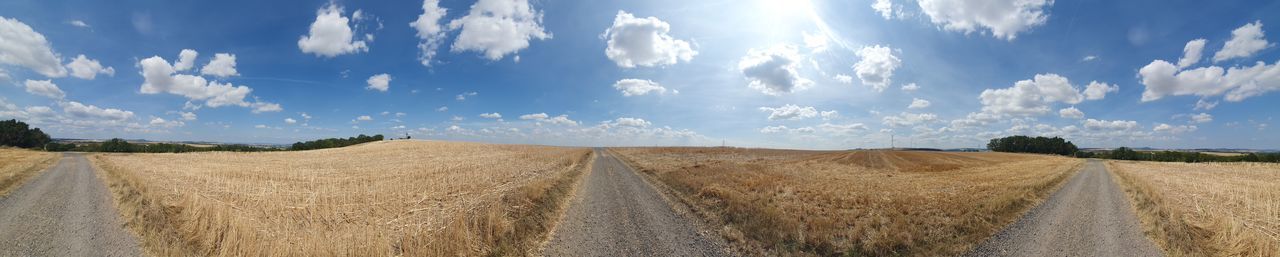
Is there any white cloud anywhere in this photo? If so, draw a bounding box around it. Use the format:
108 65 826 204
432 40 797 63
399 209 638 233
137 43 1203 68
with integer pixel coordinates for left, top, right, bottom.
916 0 1053 40
1138 59 1280 102
298 3 369 57
853 45 901 92
1190 113 1213 124
355 115 372 121
1213 21 1273 62
284 118 297 124
833 74 853 84
1154 123 1197 134
882 112 937 127
613 79 668 96
759 104 818 121
255 124 268 129
174 49 198 71
68 20 89 28
1082 81 1118 100
138 54 279 111
979 73 1090 117
410 0 449 66
820 110 839 120
908 98 931 109
901 82 920 92
1058 107 1084 119
148 117 184 128
479 112 502 119
1084 119 1139 131
447 0 550 61
519 113 548 120
436 106 448 112
200 53 239 77
366 73 391 92
23 79 64 99
738 44 811 95
818 123 868 134
65 54 114 80
1194 99 1218 110
872 0 896 19
1082 55 1098 62
62 101 133 121
602 11 696 68
1177 39 1206 69
612 117 651 127
456 91 477 101
179 111 197 121
0 17 67 77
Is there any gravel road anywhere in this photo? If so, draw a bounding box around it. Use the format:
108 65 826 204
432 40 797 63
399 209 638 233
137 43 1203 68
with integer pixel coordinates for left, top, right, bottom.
0 153 142 256
966 159 1162 257
542 149 728 257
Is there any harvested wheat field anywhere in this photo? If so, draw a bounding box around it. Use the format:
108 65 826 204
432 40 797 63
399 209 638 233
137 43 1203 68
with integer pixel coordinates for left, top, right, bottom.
610 148 1083 256
91 140 591 257
0 148 59 196
1109 161 1280 256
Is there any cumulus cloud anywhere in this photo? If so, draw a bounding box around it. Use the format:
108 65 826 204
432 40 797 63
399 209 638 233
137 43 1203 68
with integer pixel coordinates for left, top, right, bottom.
65 54 114 80
456 91 477 101
447 0 550 61
1213 21 1273 62
519 113 548 120
1190 113 1213 123
137 51 280 112
1177 39 1207 69
366 73 391 92
1138 59 1280 102
882 112 937 127
1082 81 1118 100
68 20 89 28
871 0 903 20
410 0 448 66
1194 99 1218 110
759 104 818 121
148 117 184 128
479 112 502 119
0 17 67 77
821 110 839 120
1154 123 1197 134
613 79 669 96
916 0 1053 40
908 98 931 109
833 74 853 84
518 112 577 126
901 83 920 92
174 49 198 71
200 53 238 77
1058 107 1084 119
979 73 1097 117
284 118 297 124
612 117 651 127
62 101 133 121
180 111 197 121
298 3 370 57
738 44 811 95
1084 119 1139 131
23 79 64 99
853 45 901 92
602 11 696 68
355 115 373 121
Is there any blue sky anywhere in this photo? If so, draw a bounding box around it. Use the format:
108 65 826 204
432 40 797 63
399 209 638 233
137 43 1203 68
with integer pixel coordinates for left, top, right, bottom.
1 0 1278 149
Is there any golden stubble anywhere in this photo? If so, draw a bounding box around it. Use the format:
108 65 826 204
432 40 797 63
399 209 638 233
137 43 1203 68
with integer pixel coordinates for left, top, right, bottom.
0 148 59 196
611 148 1082 256
92 140 590 257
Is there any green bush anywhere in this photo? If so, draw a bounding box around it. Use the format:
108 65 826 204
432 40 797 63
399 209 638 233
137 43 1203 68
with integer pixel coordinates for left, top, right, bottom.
0 119 52 148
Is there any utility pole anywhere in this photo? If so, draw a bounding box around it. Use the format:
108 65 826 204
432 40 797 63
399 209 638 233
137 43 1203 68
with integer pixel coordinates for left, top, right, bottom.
890 134 895 150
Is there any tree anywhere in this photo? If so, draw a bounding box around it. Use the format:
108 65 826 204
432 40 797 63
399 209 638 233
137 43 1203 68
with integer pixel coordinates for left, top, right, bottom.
0 119 52 148
987 135 1079 156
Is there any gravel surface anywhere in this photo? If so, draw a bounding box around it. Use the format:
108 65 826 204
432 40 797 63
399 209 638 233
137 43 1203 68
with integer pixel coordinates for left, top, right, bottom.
0 153 142 256
966 159 1162 257
542 149 728 257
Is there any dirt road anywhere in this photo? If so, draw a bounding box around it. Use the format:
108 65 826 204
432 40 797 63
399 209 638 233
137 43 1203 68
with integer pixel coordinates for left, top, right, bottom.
967 159 1161 257
0 153 141 256
542 149 727 256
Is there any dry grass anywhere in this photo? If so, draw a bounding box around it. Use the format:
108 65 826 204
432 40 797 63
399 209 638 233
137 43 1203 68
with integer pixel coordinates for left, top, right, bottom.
611 148 1083 256
91 140 591 257
0 148 59 196
1109 161 1280 256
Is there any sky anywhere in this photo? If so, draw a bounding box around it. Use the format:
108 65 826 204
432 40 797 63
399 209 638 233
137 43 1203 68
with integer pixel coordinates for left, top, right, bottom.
1 0 1278 150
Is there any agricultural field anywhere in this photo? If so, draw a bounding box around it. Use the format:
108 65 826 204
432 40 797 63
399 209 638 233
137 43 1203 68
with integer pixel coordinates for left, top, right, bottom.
91 140 591 256
610 148 1084 256
0 148 59 196
1109 161 1280 256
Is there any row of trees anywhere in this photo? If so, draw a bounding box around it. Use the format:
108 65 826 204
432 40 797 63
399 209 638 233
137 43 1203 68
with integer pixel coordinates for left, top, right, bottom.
44 139 281 153
0 119 52 148
987 136 1080 156
289 134 384 151
1087 147 1280 163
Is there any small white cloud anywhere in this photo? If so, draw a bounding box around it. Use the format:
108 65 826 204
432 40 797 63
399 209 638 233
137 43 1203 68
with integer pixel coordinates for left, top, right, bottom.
1058 107 1084 119
908 98 931 109
833 74 853 84
174 49 198 71
1082 55 1098 62
200 53 239 77
1154 123 1197 134
455 91 477 101
62 101 133 121
1082 81 1118 100
820 110 839 120
1213 21 1273 62
65 54 115 80
759 104 818 121
447 0 551 60
179 112 197 121
68 20 90 28
355 115 372 121
882 112 937 127
1190 113 1213 124
410 0 449 66
603 11 696 68
916 0 1053 40
436 106 448 112
519 113 549 120
613 79 668 96
284 118 297 124
366 73 391 92
23 79 64 99
853 45 901 92
298 3 370 57
1193 99 1218 110
479 112 502 119
901 83 920 92
1177 39 1207 68
612 117 651 127
255 124 268 129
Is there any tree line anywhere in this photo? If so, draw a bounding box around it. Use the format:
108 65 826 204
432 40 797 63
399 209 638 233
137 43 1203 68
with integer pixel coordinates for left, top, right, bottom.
988 135 1280 163
987 135 1079 156
289 134 384 150
3 119 385 153
0 119 52 148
